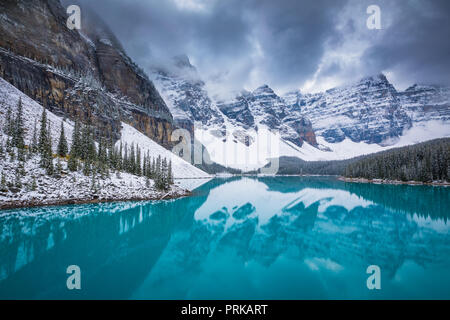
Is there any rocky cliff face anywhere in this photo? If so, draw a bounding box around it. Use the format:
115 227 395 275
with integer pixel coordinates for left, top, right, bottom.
150 55 225 133
285 74 450 145
285 74 413 144
217 85 318 147
150 57 317 148
0 0 173 147
398 84 450 124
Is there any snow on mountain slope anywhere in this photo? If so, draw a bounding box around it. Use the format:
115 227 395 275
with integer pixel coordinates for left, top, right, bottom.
0 78 195 209
150 55 225 129
398 84 450 124
196 119 450 170
118 123 210 179
1 77 209 179
287 74 412 144
194 124 380 170
0 77 74 150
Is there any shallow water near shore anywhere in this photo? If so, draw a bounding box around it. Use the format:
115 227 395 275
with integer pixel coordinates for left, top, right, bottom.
0 176 449 299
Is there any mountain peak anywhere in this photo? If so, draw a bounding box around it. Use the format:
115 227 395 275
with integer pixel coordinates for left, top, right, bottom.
358 73 389 84
254 84 275 95
173 54 194 70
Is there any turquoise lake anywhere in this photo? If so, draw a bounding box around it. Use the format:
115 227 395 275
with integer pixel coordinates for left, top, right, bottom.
0 176 449 300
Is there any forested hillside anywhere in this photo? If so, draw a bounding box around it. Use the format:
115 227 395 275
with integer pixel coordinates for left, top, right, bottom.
344 138 450 182
261 156 362 176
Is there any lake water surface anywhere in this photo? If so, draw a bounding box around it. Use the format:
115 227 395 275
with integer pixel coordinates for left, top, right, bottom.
0 176 449 299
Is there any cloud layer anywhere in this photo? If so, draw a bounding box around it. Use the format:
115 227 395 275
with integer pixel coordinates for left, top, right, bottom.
67 0 450 94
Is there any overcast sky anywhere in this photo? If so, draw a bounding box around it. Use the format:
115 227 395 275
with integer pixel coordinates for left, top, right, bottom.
68 0 450 95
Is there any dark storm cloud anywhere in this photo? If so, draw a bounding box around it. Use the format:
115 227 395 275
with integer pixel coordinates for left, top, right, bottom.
62 0 450 93
360 0 450 88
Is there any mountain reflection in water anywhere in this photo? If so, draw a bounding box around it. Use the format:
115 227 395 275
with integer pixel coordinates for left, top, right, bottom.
0 177 449 299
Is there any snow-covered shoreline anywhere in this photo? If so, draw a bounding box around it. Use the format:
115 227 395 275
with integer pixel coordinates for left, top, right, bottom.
0 155 194 211
0 189 192 211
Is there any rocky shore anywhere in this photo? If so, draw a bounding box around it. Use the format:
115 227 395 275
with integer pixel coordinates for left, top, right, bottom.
339 177 450 186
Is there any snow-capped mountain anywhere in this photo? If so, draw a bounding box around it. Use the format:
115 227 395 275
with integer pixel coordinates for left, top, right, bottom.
398 84 450 124
150 55 225 131
285 74 413 144
216 85 318 147
151 58 450 171
150 56 320 171
1 0 448 175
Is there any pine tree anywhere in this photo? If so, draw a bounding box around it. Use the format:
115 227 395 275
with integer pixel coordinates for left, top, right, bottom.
71 120 82 159
31 175 37 191
83 159 91 176
161 157 168 189
31 119 38 153
151 158 156 178
5 106 13 136
68 154 78 172
143 154 148 177
14 168 22 189
0 172 6 191
129 143 136 174
168 160 174 185
124 142 128 172
54 158 63 179
38 110 54 175
57 120 68 157
118 142 123 171
136 145 142 176
38 109 49 154
14 98 25 150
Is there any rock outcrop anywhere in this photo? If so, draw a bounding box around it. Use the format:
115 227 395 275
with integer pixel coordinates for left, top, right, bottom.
0 0 173 147
284 74 413 144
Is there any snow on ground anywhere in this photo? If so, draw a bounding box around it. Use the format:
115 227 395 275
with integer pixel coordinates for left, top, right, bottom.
0 78 74 151
195 126 285 172
0 151 190 210
0 78 211 210
195 120 450 171
384 120 450 147
118 122 210 179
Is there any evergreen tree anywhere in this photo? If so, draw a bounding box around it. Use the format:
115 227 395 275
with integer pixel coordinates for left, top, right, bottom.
38 109 49 154
5 106 13 136
55 157 63 178
344 138 449 183
161 157 168 189
13 98 25 150
57 120 68 157
14 168 22 189
136 145 142 176
71 120 82 159
118 142 123 171
68 154 78 172
0 172 6 191
129 143 136 174
31 176 37 191
83 158 91 176
168 160 174 185
38 110 54 175
31 119 38 154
